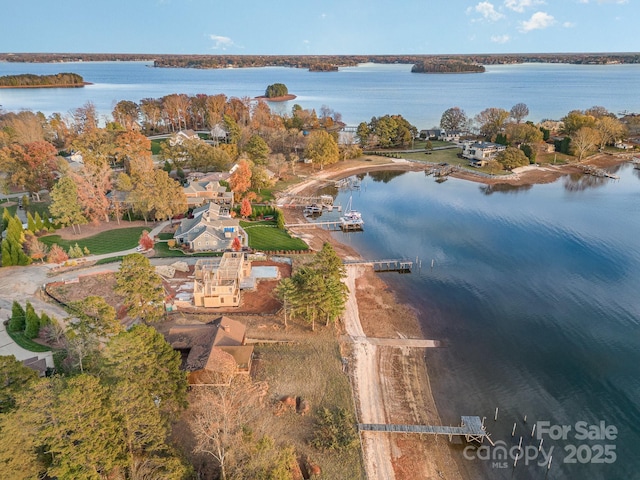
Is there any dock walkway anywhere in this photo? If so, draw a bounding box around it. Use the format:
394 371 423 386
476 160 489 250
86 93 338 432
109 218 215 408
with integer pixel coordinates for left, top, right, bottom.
360 416 492 444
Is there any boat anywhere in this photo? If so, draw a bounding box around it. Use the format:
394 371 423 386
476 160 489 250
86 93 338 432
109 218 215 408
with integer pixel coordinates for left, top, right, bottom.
340 196 364 230
304 204 322 215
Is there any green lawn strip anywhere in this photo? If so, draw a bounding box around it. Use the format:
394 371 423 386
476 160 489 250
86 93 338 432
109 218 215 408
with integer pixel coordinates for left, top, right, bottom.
40 226 148 255
152 232 221 258
240 220 308 251
150 138 167 155
25 201 51 219
5 329 52 352
95 256 125 265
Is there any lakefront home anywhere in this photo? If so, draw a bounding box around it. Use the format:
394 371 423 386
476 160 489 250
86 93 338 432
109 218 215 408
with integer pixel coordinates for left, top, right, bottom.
165 315 253 385
173 202 247 252
183 179 234 208
461 141 506 167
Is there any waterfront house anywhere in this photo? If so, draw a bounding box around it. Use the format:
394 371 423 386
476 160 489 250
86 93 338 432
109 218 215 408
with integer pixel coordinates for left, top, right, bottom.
461 141 506 167
165 315 253 385
192 252 252 308
173 202 247 252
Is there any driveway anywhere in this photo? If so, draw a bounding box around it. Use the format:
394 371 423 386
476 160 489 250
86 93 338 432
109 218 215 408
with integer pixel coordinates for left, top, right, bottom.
0 314 54 368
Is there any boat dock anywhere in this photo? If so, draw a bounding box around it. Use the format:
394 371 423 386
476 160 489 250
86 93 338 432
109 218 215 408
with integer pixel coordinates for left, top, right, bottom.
359 416 493 445
284 219 363 231
344 259 413 273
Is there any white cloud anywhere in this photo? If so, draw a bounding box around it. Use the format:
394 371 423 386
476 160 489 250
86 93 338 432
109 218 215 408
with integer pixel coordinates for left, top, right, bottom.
491 34 511 43
208 34 235 50
520 11 555 31
563 21 576 27
504 0 545 13
467 2 505 21
579 0 628 3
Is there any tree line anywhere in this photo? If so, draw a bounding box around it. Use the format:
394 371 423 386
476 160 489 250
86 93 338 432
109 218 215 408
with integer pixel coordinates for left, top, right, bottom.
0 73 85 88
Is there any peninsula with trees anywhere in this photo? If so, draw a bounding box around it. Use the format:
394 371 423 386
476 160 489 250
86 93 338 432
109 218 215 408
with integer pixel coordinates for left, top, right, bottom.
0 72 88 88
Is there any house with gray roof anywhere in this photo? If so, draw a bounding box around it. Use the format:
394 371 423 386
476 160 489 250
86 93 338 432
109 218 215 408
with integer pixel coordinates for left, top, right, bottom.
174 202 247 252
183 180 234 208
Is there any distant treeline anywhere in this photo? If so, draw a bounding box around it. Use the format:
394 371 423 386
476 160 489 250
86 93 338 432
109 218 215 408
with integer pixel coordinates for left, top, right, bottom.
1 52 639 68
0 72 85 87
411 60 485 73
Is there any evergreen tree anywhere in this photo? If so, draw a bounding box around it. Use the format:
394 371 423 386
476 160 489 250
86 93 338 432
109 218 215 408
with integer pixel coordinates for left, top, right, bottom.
0 355 38 413
1 216 31 266
115 253 165 322
26 211 36 233
8 300 25 332
34 211 45 231
24 302 40 339
39 311 52 328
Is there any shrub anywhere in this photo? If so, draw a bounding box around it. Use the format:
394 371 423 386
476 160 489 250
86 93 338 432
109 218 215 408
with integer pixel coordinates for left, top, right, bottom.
310 407 359 452
8 301 26 332
24 302 41 339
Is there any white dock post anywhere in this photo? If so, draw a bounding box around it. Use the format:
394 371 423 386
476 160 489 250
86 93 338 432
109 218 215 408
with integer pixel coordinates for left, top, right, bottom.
538 438 543 451
513 452 519 468
518 436 523 451
494 407 499 421
547 455 552 470
523 414 527 423
531 424 536 438
512 423 517 437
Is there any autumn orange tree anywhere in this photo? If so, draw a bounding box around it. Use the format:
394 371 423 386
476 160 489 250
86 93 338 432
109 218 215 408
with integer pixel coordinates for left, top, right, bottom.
139 231 154 251
0 141 59 201
229 158 252 199
240 198 252 218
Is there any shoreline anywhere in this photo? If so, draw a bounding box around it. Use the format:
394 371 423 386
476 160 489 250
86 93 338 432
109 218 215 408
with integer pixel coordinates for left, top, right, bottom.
279 151 632 479
0 82 92 89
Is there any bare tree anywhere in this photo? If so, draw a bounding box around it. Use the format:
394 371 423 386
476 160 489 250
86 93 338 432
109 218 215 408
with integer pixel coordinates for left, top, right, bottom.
571 126 600 161
510 103 529 123
189 379 263 480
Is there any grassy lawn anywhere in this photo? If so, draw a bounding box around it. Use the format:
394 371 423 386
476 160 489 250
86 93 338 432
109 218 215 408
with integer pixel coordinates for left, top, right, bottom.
150 138 167 155
241 220 309 251
40 226 148 255
25 201 51 219
6 329 52 353
253 333 364 480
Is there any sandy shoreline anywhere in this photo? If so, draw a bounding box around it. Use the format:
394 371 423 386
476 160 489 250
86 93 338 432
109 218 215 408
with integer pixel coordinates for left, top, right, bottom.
279 152 634 479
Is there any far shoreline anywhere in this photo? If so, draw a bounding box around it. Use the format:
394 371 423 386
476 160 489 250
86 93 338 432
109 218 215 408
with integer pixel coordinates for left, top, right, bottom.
254 93 297 102
0 82 92 89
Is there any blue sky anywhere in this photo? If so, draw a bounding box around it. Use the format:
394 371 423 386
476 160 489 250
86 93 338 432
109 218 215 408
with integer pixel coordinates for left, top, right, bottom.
1 0 637 55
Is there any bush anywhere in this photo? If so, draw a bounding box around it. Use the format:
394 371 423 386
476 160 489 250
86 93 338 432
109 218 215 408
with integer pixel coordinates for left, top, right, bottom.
310 407 359 452
24 302 40 339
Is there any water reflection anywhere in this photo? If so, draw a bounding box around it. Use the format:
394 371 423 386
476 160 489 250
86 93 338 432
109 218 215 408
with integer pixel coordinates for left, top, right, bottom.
563 172 610 192
479 183 533 195
367 170 407 183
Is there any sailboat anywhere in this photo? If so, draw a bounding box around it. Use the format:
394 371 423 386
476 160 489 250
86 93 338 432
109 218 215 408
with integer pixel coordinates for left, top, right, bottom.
340 195 364 229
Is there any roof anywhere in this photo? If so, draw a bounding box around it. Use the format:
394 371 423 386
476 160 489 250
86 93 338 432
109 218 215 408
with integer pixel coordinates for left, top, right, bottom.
165 316 252 379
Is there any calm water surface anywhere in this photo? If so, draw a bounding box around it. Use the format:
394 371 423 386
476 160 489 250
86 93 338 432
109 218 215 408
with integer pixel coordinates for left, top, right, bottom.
1 61 640 128
325 165 640 479
2 61 639 479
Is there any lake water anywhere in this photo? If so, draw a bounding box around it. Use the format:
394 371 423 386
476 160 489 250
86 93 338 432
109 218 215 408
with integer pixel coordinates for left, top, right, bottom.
325 165 640 480
2 61 640 479
1 61 640 129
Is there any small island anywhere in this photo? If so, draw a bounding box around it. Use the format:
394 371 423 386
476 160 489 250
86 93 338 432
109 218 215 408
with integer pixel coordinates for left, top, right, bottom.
411 60 485 74
256 82 297 102
0 72 89 88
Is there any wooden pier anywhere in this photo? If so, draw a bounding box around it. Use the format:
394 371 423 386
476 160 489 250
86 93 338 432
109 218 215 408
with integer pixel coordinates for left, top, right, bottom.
359 416 493 445
344 259 413 273
285 220 362 231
